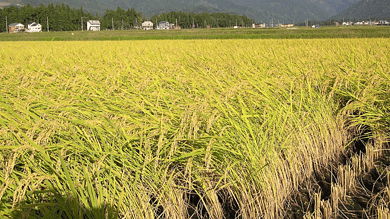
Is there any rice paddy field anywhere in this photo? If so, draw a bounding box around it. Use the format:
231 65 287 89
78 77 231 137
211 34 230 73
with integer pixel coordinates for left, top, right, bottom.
0 37 390 218
0 26 389 41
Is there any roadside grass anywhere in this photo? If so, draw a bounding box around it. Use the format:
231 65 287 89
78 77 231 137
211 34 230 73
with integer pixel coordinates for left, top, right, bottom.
0 38 389 218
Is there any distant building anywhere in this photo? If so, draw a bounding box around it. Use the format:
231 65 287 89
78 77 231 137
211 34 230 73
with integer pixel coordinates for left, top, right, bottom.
172 25 181 29
253 23 266 28
342 21 354 26
87 20 100 31
157 21 170 29
141 21 153 30
8 23 24 33
279 24 294 28
26 22 42 32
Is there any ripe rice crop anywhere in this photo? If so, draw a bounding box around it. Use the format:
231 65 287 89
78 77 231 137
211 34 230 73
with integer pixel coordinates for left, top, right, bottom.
0 39 389 218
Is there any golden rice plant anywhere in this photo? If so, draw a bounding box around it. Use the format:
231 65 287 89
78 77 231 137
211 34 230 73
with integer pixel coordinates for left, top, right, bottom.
0 38 389 218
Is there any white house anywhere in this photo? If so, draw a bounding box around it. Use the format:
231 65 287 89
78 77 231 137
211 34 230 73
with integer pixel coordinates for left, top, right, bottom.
141 21 153 30
8 23 24 33
87 20 100 31
157 21 170 29
26 22 42 32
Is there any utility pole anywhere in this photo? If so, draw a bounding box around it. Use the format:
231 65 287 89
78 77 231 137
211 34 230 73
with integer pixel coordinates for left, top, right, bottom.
272 18 273 27
112 17 114 30
193 18 194 28
156 18 157 29
175 18 177 29
135 18 137 29
81 17 83 31
217 19 218 28
242 20 243 28
5 16 7 33
47 17 49 32
235 19 237 27
122 19 124 30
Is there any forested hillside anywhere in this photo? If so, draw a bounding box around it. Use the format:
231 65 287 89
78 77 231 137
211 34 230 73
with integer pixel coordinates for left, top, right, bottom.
234 0 330 22
331 0 390 20
309 0 360 15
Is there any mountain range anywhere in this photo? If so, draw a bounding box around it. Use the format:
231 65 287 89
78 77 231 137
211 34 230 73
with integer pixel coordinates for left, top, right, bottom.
331 0 390 20
11 0 385 22
310 0 360 15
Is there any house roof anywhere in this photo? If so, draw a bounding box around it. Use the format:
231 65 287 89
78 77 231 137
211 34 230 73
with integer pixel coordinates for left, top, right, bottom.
88 20 100 25
9 23 24 27
28 22 40 26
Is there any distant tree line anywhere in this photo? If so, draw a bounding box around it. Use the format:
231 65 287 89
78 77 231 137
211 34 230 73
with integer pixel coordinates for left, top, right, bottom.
100 7 145 30
0 4 146 32
0 4 98 32
150 11 253 29
0 4 254 32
